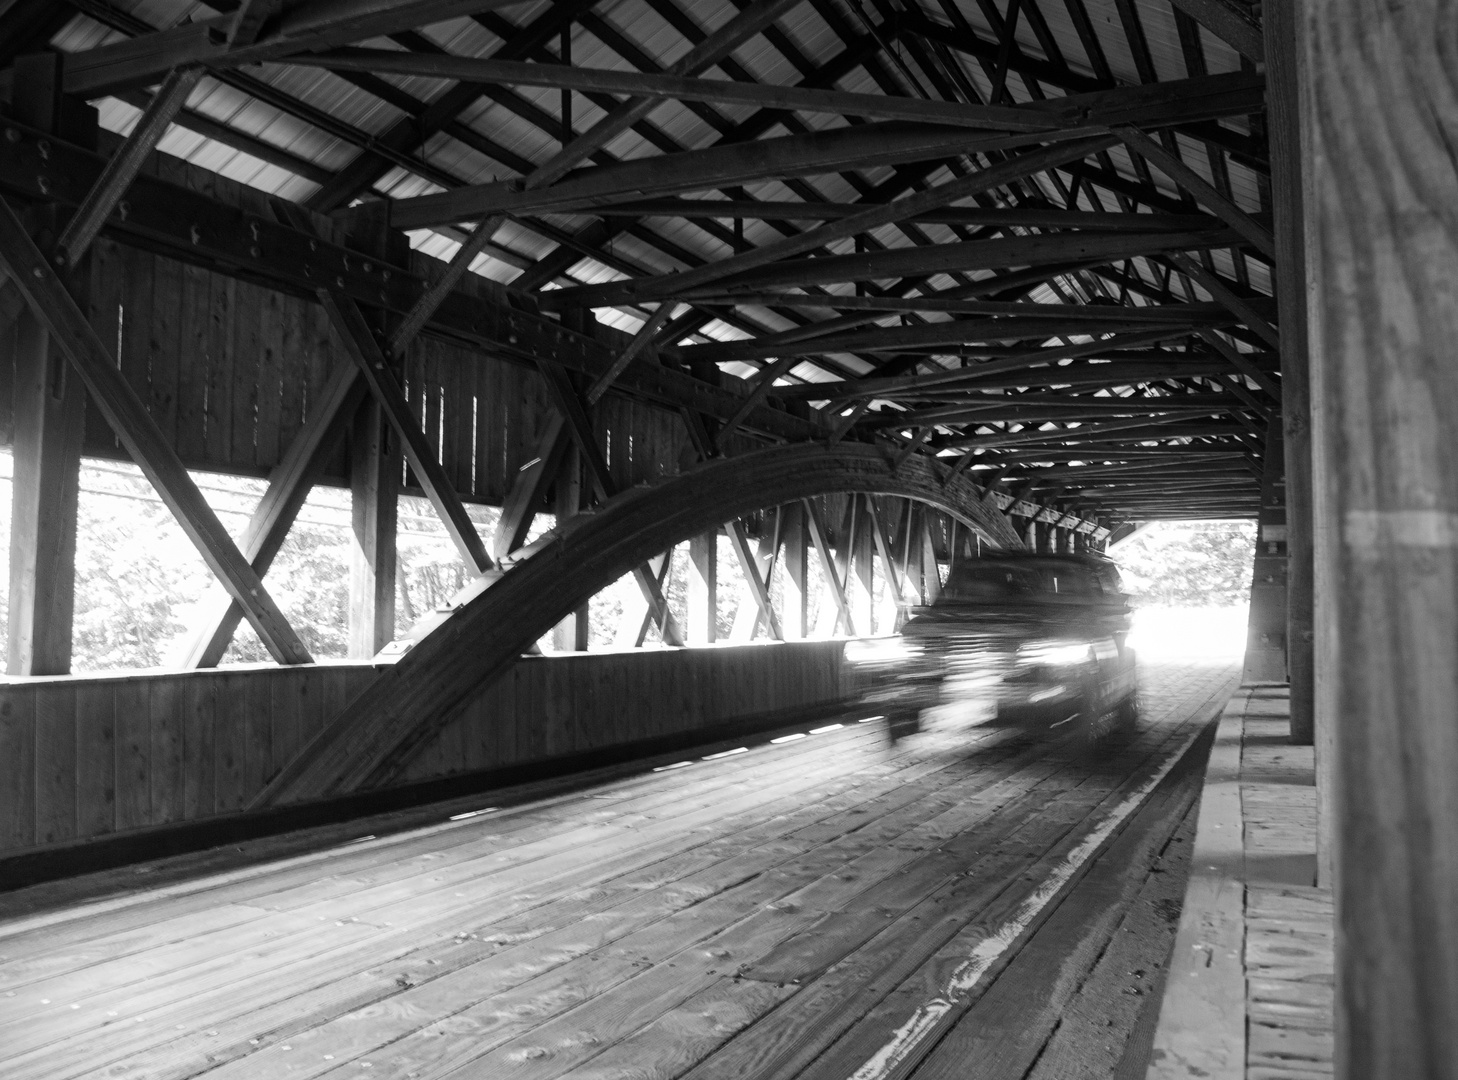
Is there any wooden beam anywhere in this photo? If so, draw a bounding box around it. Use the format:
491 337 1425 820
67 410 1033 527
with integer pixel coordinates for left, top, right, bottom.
227 0 282 46
0 194 313 664
533 0 808 192
5 75 85 678
1263 0 1313 751
492 414 569 561
291 47 1065 132
1301 4 1458 1073
390 123 1053 229
349 398 399 658
55 65 203 268
1112 125 1276 259
677 312 1229 366
37 0 546 97
183 363 369 667
556 228 1240 308
804 498 855 636
1166 0 1264 62
781 502 809 638
318 289 493 575
728 516 782 641
5 289 84 675
250 441 1023 807
0 114 827 442
717 354 802 444
687 529 717 643
385 72 1265 229
585 303 673 405
866 496 906 606
592 200 1223 231
1167 253 1281 349
586 135 1119 303
388 214 503 357
1198 328 1283 402
534 358 686 646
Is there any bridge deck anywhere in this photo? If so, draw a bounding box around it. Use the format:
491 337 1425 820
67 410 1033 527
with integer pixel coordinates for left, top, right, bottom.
0 661 1237 1080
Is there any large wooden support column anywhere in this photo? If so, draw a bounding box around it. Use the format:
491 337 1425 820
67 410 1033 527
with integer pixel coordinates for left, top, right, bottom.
552 446 589 651
1267 0 1316 746
781 503 809 639
920 514 942 604
5 58 91 676
7 294 86 675
1300 4 1458 1076
349 401 399 657
852 499 875 633
1243 424 1289 683
342 212 405 658
687 531 717 643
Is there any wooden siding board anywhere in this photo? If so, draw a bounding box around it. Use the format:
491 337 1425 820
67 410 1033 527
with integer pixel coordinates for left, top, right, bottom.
146 252 184 453
118 246 156 455
33 684 76 846
0 685 37 851
83 239 124 455
114 678 152 833
275 294 309 470
229 283 263 468
74 680 116 840
174 261 212 464
203 274 237 469
270 671 307 788
214 673 249 815
252 289 286 469
149 676 186 827
182 674 217 820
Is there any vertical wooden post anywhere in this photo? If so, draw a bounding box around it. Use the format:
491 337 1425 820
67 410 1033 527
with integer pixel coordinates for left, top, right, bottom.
688 530 717 643
781 503 809 639
1300 3 1458 1075
552 445 589 650
852 498 875 634
1267 0 1316 747
920 513 941 604
344 205 403 658
6 57 94 676
1244 424 1289 683
905 505 927 604
348 402 398 657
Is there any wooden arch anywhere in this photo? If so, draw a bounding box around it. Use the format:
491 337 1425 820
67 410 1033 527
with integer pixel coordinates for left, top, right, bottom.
252 442 1024 808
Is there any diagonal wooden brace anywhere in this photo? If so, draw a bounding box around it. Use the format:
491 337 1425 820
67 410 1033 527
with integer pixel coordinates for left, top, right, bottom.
181 362 369 667
319 288 493 574
0 194 312 664
535 357 686 645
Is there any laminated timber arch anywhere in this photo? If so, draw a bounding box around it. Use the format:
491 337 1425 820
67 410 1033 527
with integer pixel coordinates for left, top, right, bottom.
250 441 1023 809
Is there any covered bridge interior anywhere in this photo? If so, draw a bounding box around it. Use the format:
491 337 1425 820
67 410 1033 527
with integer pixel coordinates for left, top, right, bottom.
0 0 1449 1077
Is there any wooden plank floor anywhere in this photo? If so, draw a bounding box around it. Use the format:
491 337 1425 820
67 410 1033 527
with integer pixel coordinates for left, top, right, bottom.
0 660 1238 1080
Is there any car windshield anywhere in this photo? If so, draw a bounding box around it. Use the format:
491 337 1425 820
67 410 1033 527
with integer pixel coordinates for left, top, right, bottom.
939 559 1107 603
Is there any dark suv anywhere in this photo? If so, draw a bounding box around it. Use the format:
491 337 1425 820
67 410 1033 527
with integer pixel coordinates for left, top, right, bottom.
847 553 1138 746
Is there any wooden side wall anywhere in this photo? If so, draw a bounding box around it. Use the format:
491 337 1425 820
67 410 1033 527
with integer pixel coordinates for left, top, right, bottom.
0 234 758 504
0 641 847 859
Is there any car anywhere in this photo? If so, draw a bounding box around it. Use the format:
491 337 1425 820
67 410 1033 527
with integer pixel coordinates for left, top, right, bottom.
846 553 1138 747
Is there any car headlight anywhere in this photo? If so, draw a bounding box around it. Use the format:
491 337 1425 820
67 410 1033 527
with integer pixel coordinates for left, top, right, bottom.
844 636 917 665
1018 641 1094 667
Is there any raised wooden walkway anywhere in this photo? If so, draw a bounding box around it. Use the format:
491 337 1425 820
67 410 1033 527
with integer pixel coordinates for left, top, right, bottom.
0 661 1237 1080
1148 686 1334 1080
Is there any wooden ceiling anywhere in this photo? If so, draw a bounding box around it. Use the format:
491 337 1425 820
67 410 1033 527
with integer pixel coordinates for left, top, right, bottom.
0 0 1275 523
